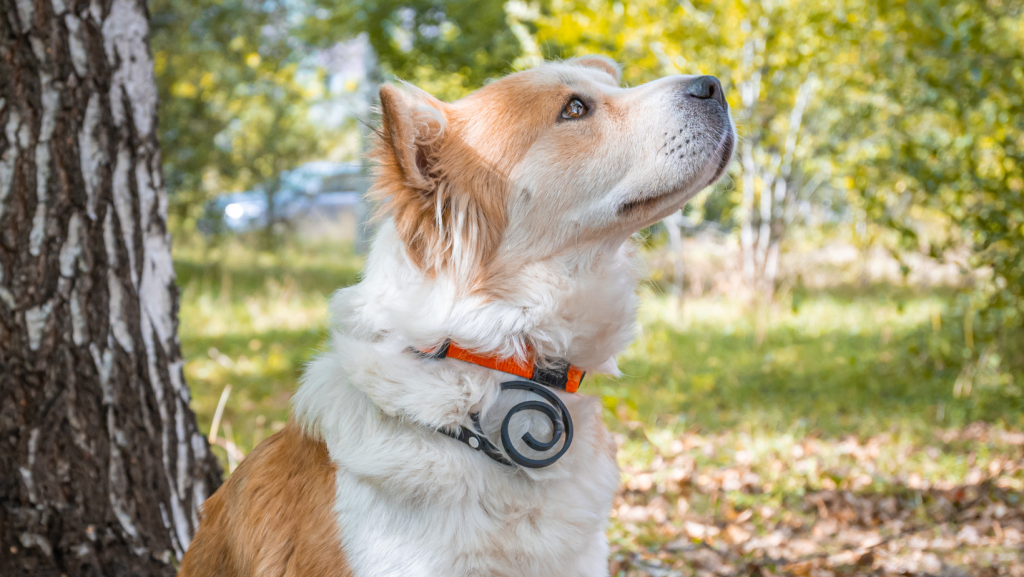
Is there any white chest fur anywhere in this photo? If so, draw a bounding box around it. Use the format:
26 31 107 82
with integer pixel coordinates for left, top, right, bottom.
292 223 636 576
297 361 619 577
331 396 619 577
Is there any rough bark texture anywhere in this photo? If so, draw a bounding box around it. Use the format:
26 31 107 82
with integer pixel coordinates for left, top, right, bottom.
0 0 222 574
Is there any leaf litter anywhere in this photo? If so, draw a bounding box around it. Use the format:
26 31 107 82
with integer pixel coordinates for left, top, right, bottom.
608 422 1024 576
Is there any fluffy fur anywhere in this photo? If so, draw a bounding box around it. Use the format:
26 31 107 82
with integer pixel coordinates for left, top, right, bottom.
179 425 350 576
181 56 735 577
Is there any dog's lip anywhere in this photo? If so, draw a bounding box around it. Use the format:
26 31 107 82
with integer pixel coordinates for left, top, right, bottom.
707 130 735 186
616 188 682 216
616 131 735 217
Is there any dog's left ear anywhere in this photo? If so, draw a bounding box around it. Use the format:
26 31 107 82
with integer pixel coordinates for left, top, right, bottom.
377 83 448 193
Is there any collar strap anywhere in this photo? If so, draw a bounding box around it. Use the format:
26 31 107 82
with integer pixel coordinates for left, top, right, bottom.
422 340 586 393
438 414 514 467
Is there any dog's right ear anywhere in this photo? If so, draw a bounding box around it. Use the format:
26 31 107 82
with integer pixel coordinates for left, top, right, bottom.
377 83 447 193
568 55 621 85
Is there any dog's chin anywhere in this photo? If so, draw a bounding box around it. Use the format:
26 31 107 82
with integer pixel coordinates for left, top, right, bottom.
707 130 735 186
616 132 735 231
616 186 696 227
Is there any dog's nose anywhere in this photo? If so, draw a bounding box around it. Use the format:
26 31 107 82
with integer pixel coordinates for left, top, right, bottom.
684 75 726 108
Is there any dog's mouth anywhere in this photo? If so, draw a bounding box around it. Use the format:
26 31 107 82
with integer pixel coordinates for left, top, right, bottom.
616 190 676 216
616 131 735 217
708 130 735 185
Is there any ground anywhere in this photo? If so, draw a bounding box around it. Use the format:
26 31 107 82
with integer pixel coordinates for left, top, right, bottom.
174 237 1024 576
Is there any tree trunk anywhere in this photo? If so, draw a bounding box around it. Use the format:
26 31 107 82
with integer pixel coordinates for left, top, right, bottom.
662 211 685 301
738 32 761 290
0 0 222 575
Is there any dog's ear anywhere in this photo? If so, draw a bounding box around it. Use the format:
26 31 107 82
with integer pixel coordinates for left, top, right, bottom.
371 83 454 273
371 82 508 280
377 83 447 193
568 55 621 85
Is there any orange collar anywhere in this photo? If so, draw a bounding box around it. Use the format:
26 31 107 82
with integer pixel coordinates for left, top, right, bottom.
421 340 586 393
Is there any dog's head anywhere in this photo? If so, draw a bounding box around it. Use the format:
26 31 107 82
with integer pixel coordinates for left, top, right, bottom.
371 56 735 283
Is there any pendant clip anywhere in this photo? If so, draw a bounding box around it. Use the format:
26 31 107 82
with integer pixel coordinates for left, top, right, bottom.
497 380 574 469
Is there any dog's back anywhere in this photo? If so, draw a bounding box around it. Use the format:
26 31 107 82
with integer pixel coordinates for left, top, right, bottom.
180 425 350 577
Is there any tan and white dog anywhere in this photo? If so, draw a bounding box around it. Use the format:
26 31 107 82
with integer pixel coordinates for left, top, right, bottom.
180 56 734 577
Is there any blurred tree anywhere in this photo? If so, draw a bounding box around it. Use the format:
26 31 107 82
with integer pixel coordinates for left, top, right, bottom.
0 0 221 572
152 0 1024 342
835 0 1024 334
151 0 328 233
301 0 526 101
216 65 326 241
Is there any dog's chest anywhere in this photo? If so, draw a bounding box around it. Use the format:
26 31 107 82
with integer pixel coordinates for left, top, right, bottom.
333 453 617 577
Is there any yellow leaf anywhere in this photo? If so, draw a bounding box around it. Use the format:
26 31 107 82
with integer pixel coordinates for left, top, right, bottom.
171 81 197 98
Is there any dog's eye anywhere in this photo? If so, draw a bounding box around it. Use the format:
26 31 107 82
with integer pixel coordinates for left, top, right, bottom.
561 98 588 120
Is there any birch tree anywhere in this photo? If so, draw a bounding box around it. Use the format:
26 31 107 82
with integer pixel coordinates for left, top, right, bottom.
0 0 221 574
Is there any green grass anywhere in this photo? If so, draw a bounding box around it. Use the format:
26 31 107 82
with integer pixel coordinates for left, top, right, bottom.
174 238 1023 465
175 238 362 459
598 286 1024 439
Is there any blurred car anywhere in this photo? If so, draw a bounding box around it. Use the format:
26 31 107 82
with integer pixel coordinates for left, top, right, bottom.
201 161 368 237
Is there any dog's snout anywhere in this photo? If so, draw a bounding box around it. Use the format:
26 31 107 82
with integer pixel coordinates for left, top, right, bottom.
683 75 726 108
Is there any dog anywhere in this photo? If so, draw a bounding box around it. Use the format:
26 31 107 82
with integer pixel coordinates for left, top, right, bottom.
179 56 734 577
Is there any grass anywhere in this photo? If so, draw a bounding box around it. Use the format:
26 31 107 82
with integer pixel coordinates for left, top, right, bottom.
599 286 1024 438
175 238 362 456
174 237 1024 575
173 237 1024 465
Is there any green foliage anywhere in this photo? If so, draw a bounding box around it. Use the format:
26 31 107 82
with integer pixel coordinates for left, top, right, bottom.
151 0 330 229
302 0 524 100
525 0 1024 332
154 0 1024 346
832 0 1024 332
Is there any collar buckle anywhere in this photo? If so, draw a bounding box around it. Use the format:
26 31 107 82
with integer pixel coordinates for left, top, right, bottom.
439 413 514 467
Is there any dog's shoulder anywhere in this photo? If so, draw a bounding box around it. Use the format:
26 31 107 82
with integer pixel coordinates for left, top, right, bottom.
180 424 351 577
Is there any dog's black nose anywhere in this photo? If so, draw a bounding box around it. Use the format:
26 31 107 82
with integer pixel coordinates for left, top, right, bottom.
684 75 726 108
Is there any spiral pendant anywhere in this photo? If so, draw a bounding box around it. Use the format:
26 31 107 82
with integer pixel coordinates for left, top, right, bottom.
499 380 574 468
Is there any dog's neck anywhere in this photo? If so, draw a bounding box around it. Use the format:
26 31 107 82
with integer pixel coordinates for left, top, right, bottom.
295 219 638 436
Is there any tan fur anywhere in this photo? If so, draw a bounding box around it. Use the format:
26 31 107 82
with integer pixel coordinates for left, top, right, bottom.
179 425 350 577
567 55 621 84
371 84 516 277
370 62 614 280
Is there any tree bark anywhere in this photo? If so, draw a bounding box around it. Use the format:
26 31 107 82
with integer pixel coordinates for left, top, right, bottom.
0 0 221 574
